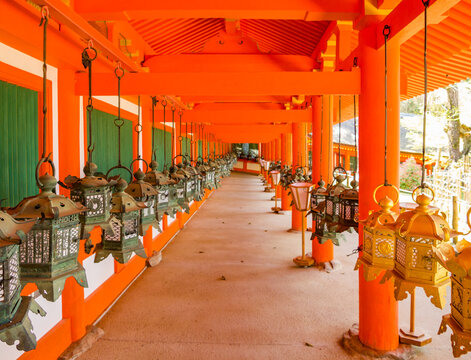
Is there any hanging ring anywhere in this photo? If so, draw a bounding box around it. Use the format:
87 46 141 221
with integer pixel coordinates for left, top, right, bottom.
106 164 133 183
35 154 56 187
178 136 183 141
134 123 143 133
422 0 430 7
161 99 167 107
114 63 124 79
171 106 176 111
130 158 149 174
333 166 347 178
383 25 391 38
373 183 399 207
82 45 97 62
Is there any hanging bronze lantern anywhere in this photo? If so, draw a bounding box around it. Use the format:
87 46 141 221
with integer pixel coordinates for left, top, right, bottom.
324 167 348 224
436 213 471 358
95 179 147 264
144 160 175 220
355 185 399 281
10 15 87 302
61 43 115 240
96 65 148 264
0 210 45 351
339 178 359 229
125 98 160 236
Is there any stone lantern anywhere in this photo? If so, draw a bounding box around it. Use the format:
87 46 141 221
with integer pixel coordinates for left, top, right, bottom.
94 179 147 264
0 211 45 351
10 172 88 302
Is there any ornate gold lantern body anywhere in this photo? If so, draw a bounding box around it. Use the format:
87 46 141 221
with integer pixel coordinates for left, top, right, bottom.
0 211 46 351
436 213 471 358
95 179 147 264
125 169 160 236
384 190 456 309
355 186 399 281
10 173 88 302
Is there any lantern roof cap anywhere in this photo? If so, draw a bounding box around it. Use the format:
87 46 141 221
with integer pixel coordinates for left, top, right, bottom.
111 179 147 213
9 174 87 220
361 196 398 228
125 170 159 198
433 242 471 278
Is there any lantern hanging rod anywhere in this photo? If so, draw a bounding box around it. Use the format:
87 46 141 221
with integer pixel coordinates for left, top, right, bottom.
83 40 97 164
383 25 391 186
421 0 429 189
154 95 190 111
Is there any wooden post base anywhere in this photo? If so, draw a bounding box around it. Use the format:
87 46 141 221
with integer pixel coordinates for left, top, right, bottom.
399 328 431 347
293 255 314 267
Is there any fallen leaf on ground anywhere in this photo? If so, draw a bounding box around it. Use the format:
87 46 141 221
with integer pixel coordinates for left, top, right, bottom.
219 275 226 281
304 342 314 347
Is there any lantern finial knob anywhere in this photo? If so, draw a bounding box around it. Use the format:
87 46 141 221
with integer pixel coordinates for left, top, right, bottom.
416 193 432 209
351 179 358 190
83 161 97 176
318 179 326 188
134 169 145 181
379 196 394 211
39 173 57 192
150 160 158 170
116 178 128 192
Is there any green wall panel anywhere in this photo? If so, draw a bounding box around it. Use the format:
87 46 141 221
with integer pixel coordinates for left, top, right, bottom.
198 140 203 160
152 127 172 171
0 80 39 207
89 110 133 181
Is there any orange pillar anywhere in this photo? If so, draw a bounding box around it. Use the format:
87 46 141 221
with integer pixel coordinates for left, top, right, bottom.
311 95 334 263
358 26 400 351
291 122 307 231
58 69 86 341
281 133 292 211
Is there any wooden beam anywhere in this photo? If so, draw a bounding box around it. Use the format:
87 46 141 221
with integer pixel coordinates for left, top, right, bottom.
177 109 311 124
74 0 362 21
14 0 140 72
375 0 460 49
75 71 361 96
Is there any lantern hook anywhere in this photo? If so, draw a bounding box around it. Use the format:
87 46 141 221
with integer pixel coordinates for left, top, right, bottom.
373 183 399 207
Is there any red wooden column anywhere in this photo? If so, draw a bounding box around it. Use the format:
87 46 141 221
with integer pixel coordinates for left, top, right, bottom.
290 122 307 231
281 133 292 211
311 95 334 263
358 26 400 351
58 68 86 341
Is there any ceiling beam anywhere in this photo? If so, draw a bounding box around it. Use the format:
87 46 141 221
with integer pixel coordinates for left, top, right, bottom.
74 0 362 21
176 109 311 124
375 0 460 49
75 70 360 96
14 0 140 72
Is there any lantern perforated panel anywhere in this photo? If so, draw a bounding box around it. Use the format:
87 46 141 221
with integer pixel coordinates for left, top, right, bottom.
55 225 80 259
106 221 121 242
21 231 50 264
395 238 406 267
84 193 107 217
124 219 138 240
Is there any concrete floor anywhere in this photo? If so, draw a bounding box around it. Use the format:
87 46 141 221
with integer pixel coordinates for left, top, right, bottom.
81 173 455 360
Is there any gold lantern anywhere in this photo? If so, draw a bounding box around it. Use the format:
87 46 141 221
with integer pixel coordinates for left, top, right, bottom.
290 182 314 267
437 211 471 358
355 185 399 281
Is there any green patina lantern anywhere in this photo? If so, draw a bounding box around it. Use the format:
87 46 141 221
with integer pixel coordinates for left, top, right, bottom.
95 179 147 264
169 165 190 214
0 210 45 352
62 162 115 239
10 171 88 302
205 159 217 190
324 167 348 224
144 160 175 221
60 45 115 240
125 167 160 236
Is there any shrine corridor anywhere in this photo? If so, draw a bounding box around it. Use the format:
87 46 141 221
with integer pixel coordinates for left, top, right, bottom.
81 173 448 360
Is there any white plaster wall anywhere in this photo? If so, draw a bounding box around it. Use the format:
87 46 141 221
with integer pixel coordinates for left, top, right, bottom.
83 255 115 299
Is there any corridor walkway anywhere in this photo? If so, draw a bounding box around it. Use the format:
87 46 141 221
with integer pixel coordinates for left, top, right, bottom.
81 173 450 360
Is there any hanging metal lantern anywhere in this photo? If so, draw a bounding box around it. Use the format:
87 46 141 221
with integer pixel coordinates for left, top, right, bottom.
355 185 399 281
60 43 115 240
324 167 348 224
126 99 161 236
383 186 456 310
144 160 174 220
95 179 147 264
169 165 189 214
204 159 217 191
63 162 116 240
9 9 88 302
125 167 160 236
10 170 88 302
436 215 471 358
0 210 45 352
339 178 359 229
